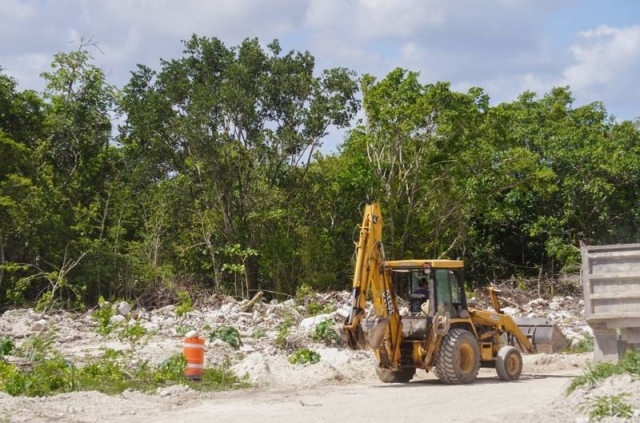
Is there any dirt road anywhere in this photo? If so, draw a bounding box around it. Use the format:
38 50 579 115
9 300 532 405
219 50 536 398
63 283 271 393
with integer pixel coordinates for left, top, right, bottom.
115 368 579 423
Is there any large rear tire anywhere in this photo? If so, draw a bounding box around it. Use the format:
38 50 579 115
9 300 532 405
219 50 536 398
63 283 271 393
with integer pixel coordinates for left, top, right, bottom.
375 365 416 383
435 328 480 385
495 346 522 381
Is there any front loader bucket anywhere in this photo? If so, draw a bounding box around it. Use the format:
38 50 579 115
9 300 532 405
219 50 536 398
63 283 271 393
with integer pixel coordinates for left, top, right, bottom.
514 318 568 354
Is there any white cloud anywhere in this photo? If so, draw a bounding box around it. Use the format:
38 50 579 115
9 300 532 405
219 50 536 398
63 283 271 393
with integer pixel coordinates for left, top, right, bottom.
0 0 638 125
0 52 50 91
102 0 303 41
306 0 445 41
562 25 640 91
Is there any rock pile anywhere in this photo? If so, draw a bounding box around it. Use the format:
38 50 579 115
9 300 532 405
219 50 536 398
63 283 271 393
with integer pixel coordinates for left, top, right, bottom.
0 287 592 389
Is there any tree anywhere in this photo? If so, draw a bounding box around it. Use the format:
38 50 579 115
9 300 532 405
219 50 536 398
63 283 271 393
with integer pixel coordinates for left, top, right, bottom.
119 36 358 296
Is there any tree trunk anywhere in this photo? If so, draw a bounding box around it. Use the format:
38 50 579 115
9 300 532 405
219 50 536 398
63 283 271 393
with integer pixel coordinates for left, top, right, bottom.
246 255 260 295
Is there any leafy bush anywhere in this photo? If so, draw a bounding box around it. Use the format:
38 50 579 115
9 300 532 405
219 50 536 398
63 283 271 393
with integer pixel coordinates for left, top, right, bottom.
295 284 315 304
209 327 242 350
176 325 196 336
288 348 321 365
310 319 339 344
154 353 187 383
0 361 29 396
175 291 193 317
579 393 633 422
117 320 148 351
564 334 594 354
16 332 56 362
190 359 250 392
306 302 336 317
251 328 267 339
567 349 640 394
275 318 292 349
93 297 115 336
0 336 15 356
0 349 247 397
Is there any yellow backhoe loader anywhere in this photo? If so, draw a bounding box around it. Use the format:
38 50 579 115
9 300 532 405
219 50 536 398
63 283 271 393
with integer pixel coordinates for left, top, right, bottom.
342 203 566 384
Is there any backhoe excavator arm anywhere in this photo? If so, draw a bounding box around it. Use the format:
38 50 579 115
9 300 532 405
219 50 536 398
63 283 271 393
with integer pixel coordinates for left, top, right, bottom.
342 204 403 369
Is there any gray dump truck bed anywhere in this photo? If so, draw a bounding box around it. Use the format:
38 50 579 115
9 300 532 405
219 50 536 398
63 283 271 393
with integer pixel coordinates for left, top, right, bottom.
581 242 640 362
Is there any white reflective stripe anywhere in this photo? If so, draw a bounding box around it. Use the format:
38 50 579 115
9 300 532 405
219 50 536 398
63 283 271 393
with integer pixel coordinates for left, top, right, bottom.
186 363 204 369
183 343 205 349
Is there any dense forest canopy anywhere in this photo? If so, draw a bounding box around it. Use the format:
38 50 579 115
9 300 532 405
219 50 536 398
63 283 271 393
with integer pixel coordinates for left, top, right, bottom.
1 36 639 310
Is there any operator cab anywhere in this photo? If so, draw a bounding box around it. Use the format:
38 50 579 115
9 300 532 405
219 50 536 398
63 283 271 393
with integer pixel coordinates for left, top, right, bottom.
386 260 468 318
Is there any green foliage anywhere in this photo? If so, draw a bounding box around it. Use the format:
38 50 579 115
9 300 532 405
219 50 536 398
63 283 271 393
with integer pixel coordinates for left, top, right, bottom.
295 284 315 304
306 302 336 317
190 359 250 392
16 332 57 362
0 336 15 356
564 335 594 354
154 354 188 383
0 361 29 396
275 318 292 349
117 320 147 350
288 348 321 365
176 325 196 336
579 394 633 422
567 349 640 393
3 37 640 309
251 328 267 339
209 327 242 350
0 347 246 397
175 291 193 317
310 319 340 344
93 297 115 336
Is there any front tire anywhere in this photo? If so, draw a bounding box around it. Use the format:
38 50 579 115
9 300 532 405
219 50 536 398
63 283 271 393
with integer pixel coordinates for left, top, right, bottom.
495 346 522 381
435 328 480 384
375 365 416 383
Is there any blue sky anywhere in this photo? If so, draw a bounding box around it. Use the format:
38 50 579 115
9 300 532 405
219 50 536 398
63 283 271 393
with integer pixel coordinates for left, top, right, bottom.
1 0 639 151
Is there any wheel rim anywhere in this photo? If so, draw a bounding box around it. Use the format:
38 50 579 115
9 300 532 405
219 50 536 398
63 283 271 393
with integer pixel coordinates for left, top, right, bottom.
458 343 475 374
506 353 519 375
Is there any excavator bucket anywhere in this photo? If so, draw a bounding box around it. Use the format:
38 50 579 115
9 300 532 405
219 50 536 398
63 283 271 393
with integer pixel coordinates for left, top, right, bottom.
513 317 568 353
340 317 389 350
364 317 389 350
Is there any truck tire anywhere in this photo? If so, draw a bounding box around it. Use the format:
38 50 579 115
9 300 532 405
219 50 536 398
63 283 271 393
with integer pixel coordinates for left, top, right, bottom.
435 328 480 384
495 346 522 381
374 365 416 383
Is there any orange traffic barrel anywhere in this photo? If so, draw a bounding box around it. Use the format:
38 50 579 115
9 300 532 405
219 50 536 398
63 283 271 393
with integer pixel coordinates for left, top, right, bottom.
183 336 205 380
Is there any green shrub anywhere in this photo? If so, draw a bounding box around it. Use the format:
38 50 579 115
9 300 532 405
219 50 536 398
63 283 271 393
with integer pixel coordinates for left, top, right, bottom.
93 298 115 336
0 361 29 396
16 332 56 362
306 302 336 317
564 335 594 354
176 325 196 336
27 358 77 396
621 347 640 374
0 349 248 397
175 291 193 317
0 336 15 356
251 328 267 339
209 327 242 350
117 320 148 350
567 362 621 394
154 353 187 383
579 393 633 422
288 348 321 365
310 319 340 344
567 349 640 394
275 318 292 349
295 284 315 304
